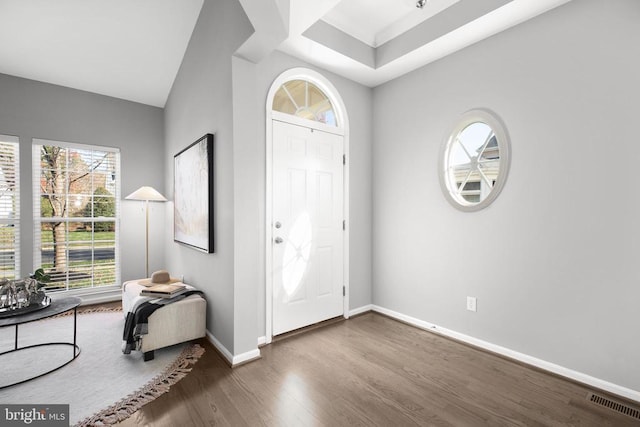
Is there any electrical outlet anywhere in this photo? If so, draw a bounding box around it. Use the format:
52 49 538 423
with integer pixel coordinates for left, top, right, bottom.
466 296 477 312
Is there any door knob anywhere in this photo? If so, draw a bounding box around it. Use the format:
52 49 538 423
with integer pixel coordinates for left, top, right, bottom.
274 221 282 229
274 237 284 244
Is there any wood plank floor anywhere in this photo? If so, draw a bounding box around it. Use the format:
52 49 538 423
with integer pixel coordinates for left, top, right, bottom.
116 312 637 426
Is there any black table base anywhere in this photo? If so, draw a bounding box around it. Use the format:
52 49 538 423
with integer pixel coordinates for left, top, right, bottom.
0 298 81 390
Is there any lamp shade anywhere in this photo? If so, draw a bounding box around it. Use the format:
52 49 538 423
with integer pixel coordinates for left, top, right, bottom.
125 186 167 201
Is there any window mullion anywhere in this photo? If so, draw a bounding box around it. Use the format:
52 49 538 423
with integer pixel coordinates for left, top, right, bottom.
456 169 474 196
282 85 299 110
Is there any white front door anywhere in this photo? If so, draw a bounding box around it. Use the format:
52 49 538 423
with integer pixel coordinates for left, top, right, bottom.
272 119 344 335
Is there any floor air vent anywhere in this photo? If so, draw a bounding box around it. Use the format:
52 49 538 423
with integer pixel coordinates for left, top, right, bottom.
587 392 640 420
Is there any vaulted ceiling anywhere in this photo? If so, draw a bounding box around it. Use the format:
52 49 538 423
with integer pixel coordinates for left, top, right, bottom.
0 0 203 107
0 0 571 107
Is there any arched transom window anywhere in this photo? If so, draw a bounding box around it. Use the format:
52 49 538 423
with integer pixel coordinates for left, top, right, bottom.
272 80 337 127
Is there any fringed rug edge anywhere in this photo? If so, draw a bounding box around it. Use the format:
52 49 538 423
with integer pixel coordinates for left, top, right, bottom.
74 343 205 426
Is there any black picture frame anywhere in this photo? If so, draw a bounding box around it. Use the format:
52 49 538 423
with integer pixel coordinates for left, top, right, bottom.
173 133 214 253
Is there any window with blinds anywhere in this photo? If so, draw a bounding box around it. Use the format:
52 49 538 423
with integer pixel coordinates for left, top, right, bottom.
33 139 120 291
0 135 19 280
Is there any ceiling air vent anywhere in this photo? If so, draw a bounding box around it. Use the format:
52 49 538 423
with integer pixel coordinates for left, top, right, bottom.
587 392 640 421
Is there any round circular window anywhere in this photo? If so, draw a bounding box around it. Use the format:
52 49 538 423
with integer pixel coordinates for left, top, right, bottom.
439 109 510 211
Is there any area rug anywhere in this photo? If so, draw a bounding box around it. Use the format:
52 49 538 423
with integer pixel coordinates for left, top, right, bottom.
0 308 204 426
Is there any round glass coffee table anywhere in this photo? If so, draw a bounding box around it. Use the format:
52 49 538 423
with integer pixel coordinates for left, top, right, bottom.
0 296 81 389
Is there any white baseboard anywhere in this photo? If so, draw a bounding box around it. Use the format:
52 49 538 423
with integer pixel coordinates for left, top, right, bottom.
51 286 121 306
78 289 122 306
349 304 373 317
371 305 640 403
206 330 261 367
205 330 234 365
233 348 261 366
258 336 267 346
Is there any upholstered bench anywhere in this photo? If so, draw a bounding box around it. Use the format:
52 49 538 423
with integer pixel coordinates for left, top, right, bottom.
122 279 206 361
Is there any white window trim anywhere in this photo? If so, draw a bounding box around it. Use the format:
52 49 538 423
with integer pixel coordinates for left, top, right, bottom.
439 109 511 212
0 134 20 279
271 111 344 136
32 138 121 295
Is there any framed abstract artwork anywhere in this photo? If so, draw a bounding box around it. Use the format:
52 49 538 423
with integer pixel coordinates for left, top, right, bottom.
174 133 214 253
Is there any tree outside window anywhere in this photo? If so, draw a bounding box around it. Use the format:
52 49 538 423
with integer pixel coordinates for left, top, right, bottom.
36 142 119 290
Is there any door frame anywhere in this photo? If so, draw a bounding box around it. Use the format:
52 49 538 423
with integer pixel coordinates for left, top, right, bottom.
265 68 350 344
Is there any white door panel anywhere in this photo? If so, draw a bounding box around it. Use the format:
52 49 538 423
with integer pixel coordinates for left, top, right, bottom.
272 120 344 335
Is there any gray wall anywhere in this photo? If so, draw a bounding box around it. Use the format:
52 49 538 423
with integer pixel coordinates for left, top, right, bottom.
0 73 164 282
372 0 640 391
232 50 374 351
163 0 253 353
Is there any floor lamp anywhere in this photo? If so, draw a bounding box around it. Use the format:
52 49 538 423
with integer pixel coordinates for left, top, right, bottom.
125 186 167 278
